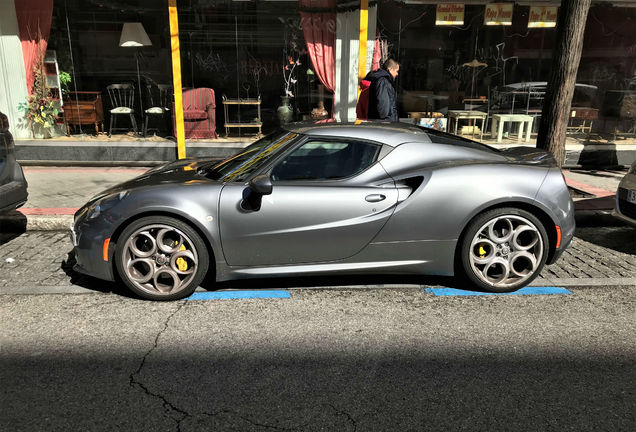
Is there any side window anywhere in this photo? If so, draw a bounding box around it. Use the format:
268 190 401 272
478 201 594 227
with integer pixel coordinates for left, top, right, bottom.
271 140 380 181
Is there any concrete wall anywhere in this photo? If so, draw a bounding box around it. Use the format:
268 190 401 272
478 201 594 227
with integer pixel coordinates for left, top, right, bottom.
334 6 376 122
0 0 29 138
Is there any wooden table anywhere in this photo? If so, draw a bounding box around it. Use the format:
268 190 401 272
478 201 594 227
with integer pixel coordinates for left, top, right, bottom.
491 114 534 143
447 110 488 140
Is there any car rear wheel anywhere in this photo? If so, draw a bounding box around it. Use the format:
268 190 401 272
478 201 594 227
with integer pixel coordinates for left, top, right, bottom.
460 208 548 292
114 216 209 301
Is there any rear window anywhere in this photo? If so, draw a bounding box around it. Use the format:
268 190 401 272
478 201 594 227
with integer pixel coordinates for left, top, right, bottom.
421 127 500 154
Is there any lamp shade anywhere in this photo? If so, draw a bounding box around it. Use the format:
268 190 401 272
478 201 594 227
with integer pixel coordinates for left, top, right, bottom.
119 22 152 47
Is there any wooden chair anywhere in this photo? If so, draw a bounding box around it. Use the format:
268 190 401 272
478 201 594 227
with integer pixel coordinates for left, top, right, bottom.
144 84 172 137
106 84 138 136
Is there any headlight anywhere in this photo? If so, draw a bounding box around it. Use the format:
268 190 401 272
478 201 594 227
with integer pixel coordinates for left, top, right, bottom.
85 191 128 220
629 161 636 174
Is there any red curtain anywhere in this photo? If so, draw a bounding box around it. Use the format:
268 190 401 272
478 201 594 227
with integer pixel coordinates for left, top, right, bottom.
299 0 336 95
15 0 54 95
372 36 381 72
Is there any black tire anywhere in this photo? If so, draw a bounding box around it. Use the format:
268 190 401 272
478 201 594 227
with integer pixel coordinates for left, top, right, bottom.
114 216 209 301
459 207 549 293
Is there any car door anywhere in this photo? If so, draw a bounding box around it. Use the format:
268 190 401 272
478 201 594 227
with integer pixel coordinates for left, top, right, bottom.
219 138 398 266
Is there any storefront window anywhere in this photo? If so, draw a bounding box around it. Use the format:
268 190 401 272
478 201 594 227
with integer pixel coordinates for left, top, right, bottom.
8 1 635 145
375 1 636 137
42 0 325 141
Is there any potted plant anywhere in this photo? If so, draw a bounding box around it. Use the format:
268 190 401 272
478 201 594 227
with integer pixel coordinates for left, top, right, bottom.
278 56 300 125
17 95 58 139
17 55 58 138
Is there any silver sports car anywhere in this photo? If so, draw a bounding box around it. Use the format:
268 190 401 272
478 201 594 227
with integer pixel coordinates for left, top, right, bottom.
71 122 575 300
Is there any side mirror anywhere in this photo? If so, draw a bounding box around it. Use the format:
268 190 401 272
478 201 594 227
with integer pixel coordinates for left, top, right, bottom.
249 174 273 196
240 174 273 211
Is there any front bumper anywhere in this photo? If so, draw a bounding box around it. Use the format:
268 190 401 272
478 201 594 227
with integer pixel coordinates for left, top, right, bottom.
70 210 116 282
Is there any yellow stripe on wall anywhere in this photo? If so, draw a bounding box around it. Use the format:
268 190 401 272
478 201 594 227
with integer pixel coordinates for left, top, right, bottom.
169 0 186 159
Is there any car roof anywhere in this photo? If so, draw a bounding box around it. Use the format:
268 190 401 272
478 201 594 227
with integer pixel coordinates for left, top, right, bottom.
282 121 432 147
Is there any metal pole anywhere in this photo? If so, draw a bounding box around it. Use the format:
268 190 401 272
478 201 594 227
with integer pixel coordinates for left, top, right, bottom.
136 50 143 134
357 0 369 98
169 0 186 159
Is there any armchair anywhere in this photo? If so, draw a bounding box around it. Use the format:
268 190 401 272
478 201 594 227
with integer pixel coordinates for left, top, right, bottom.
173 88 217 139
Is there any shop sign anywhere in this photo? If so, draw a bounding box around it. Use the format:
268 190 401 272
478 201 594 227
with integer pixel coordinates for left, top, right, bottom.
484 3 513 26
436 3 465 26
528 6 558 28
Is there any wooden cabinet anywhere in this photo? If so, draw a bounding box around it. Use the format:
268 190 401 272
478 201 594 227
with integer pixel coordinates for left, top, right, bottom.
64 91 104 135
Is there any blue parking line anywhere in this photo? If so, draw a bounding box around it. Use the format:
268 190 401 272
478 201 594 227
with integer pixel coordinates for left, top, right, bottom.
186 290 291 300
425 286 572 296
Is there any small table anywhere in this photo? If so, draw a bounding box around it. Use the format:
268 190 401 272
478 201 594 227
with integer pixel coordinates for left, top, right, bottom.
222 96 262 137
491 114 534 143
448 110 488 140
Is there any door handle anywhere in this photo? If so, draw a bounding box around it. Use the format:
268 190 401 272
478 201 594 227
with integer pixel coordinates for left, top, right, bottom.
365 194 386 202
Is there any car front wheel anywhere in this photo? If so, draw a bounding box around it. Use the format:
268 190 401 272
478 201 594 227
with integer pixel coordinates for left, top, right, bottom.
460 208 548 292
114 216 209 300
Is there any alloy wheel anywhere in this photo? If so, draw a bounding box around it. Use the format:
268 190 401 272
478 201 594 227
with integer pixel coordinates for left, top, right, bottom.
121 223 199 296
468 214 544 289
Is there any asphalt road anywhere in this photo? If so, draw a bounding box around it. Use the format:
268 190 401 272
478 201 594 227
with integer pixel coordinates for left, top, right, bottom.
1 284 635 431
1 225 635 431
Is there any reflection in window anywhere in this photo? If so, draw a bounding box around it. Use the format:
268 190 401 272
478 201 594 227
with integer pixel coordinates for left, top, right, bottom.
271 140 380 181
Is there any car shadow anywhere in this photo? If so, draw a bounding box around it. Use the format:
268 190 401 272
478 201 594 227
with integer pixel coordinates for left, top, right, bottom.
575 226 636 255
204 273 468 292
61 249 137 299
61 250 482 298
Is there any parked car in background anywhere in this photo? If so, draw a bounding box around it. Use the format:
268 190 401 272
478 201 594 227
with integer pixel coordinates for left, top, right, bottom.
614 160 636 225
0 111 28 213
71 121 575 301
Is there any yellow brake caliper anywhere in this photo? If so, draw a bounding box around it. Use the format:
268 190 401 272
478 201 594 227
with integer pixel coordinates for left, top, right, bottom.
175 242 188 271
479 246 487 258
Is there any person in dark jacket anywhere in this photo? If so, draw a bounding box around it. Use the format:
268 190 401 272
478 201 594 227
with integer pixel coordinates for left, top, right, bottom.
368 59 400 121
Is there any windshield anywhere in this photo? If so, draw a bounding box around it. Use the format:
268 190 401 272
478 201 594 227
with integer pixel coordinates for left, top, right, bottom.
204 130 298 182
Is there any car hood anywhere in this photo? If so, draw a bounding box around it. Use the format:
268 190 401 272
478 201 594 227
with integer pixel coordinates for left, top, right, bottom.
89 158 221 202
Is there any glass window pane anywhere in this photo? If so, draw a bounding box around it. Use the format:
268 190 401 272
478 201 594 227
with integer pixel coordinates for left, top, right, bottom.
271 140 381 181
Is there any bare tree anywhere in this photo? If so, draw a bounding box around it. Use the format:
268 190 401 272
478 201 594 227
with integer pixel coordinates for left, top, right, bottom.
536 0 592 166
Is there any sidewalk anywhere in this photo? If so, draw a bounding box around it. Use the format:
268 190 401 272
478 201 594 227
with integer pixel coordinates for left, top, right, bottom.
0 164 630 232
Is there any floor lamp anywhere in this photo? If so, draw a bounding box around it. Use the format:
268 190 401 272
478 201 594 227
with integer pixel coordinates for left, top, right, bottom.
119 23 152 130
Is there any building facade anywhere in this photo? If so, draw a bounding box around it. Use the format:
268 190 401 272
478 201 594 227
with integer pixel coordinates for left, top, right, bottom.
0 0 634 153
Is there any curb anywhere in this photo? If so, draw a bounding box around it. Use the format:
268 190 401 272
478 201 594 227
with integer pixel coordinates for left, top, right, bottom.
0 213 73 232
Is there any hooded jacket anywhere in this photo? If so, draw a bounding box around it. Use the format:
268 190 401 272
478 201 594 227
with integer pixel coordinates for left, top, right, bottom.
367 68 398 122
